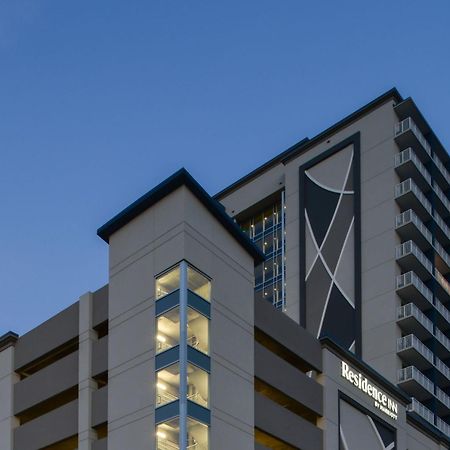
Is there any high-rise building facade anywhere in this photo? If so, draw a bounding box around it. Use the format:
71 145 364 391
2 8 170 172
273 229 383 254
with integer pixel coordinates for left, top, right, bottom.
1 88 450 449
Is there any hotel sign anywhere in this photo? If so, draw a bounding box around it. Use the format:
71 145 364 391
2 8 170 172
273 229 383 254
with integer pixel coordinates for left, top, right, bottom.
341 361 398 420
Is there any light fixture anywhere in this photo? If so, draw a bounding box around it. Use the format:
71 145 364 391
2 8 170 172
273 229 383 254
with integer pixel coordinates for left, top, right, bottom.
157 431 167 439
157 335 166 343
157 382 167 390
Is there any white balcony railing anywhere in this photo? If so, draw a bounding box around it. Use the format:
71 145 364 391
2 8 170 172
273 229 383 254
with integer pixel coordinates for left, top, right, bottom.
433 181 450 214
395 209 433 244
407 397 435 424
397 303 433 334
395 147 432 185
436 386 450 410
395 179 432 215
396 240 433 274
395 118 432 156
396 271 433 304
397 334 434 364
398 366 434 394
435 355 450 380
433 154 450 186
434 297 450 325
436 416 450 437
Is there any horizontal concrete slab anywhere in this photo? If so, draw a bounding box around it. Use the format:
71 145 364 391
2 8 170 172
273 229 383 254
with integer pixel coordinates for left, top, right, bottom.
14 351 79 415
14 399 78 450
15 303 79 371
255 342 323 416
255 393 323 450
255 299 322 372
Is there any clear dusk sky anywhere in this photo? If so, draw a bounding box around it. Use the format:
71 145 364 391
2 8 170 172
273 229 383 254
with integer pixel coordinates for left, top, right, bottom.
1 0 450 335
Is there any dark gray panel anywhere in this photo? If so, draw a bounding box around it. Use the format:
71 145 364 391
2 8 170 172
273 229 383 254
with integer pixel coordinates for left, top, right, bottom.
14 351 78 415
255 394 323 450
14 303 79 371
320 285 355 350
255 298 322 371
92 386 108 427
93 285 109 327
255 444 271 450
13 400 78 450
320 194 354 273
306 259 331 336
305 177 340 247
254 342 323 416
92 336 108 377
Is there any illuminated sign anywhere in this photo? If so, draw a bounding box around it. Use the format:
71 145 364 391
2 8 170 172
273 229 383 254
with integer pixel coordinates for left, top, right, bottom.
341 361 398 420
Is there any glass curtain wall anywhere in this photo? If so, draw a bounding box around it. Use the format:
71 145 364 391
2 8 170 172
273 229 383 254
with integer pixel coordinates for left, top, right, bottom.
155 262 211 450
239 192 286 309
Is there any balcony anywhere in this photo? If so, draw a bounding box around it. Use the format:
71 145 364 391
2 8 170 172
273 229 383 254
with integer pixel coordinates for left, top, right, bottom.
397 304 433 341
434 297 450 332
433 182 450 219
434 328 450 360
434 356 450 387
434 268 450 302
433 211 450 247
395 118 432 162
397 334 434 370
395 179 432 221
436 416 450 439
434 241 450 275
396 241 433 280
395 148 432 192
396 271 433 310
433 154 450 190
407 397 435 427
436 386 450 415
396 210 432 251
398 366 434 401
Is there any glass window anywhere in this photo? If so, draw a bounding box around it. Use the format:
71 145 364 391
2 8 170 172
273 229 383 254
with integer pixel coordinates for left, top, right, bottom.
156 418 209 450
156 418 180 450
156 266 181 299
187 308 209 355
187 364 209 408
187 266 211 302
156 307 180 354
187 418 209 449
156 363 180 407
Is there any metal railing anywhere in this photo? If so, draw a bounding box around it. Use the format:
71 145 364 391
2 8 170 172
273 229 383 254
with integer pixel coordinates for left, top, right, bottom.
435 355 450 380
397 334 434 364
434 240 450 270
396 271 433 304
434 297 450 325
407 397 435 424
395 147 432 185
433 154 450 186
433 181 450 214
395 209 433 244
436 386 450 410
398 366 434 394
435 268 450 298
397 303 433 334
433 211 450 242
395 179 432 215
395 118 432 156
435 328 450 353
396 240 433 274
436 416 450 437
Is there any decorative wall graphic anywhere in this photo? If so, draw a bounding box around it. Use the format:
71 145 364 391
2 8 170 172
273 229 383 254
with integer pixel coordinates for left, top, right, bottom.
340 399 396 450
300 134 361 354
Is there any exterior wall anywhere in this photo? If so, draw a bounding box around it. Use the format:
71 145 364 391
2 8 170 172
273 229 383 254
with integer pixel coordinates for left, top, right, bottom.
319 347 445 450
107 186 255 450
0 344 18 450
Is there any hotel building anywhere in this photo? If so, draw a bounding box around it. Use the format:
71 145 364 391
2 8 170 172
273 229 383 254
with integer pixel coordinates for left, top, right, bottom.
1 88 450 449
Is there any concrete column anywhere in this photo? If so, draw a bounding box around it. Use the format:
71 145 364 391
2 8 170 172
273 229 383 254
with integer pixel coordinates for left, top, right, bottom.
0 332 19 450
78 293 97 450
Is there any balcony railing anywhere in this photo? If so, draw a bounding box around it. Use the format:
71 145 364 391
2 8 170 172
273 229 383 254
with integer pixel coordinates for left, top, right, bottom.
436 416 450 437
435 355 450 380
397 303 433 334
435 240 450 271
435 268 450 298
395 209 433 245
395 147 432 186
395 179 432 216
398 366 434 394
395 118 432 157
434 297 450 325
407 397 435 424
396 271 433 305
436 386 450 410
396 240 433 275
397 334 434 364
433 154 450 186
435 328 450 353
433 181 450 216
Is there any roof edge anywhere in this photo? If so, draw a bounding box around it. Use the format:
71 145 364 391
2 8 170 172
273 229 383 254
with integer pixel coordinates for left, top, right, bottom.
214 87 402 199
97 168 265 263
0 331 19 352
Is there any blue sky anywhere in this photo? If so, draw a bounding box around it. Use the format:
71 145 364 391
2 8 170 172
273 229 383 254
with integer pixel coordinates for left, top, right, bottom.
1 0 450 335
